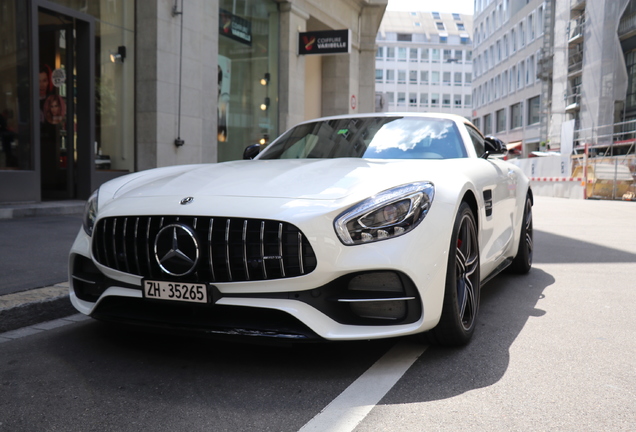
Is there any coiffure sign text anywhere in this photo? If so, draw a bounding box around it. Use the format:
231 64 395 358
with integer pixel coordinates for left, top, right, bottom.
298 29 351 55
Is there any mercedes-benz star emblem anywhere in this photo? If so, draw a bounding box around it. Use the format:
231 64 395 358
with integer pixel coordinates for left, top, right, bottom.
154 224 200 276
180 196 194 205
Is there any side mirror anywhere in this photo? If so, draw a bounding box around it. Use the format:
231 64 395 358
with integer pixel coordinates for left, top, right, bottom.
243 143 262 160
483 136 506 159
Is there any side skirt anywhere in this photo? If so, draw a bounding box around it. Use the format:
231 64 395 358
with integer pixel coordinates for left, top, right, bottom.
481 257 513 286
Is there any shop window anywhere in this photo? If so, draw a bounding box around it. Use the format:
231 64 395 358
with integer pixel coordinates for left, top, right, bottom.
218 1 279 161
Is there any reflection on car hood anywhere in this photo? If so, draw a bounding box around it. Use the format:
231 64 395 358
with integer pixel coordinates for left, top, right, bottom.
113 158 450 201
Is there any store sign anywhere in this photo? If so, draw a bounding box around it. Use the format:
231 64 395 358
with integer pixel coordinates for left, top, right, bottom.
298 29 351 55
219 9 252 46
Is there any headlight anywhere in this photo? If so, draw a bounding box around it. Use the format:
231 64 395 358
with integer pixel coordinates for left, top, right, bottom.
334 182 435 245
83 189 99 236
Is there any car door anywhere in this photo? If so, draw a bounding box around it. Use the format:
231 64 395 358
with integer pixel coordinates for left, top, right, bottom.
465 125 517 278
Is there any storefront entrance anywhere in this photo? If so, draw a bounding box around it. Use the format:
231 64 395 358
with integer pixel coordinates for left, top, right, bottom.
38 9 77 199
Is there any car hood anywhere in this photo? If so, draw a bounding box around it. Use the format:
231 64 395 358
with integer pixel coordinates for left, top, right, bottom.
111 158 452 202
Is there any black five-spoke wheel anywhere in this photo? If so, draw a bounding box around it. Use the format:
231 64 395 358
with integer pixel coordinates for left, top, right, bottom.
427 202 480 346
509 194 533 274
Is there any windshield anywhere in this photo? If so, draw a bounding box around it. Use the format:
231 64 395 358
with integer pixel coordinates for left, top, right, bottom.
259 117 467 160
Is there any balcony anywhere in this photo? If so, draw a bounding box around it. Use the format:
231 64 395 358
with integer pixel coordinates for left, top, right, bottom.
567 52 583 77
568 17 585 46
619 12 636 39
571 0 586 13
565 90 581 112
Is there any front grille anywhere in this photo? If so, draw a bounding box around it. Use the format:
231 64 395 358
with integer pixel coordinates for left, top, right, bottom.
92 216 317 283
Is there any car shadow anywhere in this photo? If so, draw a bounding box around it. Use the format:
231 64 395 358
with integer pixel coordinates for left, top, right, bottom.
533 229 636 264
389 267 553 403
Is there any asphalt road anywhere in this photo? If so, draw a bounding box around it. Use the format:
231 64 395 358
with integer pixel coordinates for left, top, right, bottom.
0 214 82 296
0 197 635 431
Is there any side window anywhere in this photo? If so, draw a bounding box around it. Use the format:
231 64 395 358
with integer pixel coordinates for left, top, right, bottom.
466 126 486 157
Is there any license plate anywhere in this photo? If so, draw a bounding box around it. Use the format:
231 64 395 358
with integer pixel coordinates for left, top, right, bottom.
143 280 208 303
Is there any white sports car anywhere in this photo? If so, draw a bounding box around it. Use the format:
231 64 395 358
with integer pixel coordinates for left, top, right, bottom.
69 113 533 346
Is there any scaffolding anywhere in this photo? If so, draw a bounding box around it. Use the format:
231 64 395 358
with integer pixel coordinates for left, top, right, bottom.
572 119 636 200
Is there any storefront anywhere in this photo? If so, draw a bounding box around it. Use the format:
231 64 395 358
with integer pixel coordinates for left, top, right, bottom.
0 0 134 202
0 0 385 204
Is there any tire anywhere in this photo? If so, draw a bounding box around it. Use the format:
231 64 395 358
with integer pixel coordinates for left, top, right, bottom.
426 202 480 346
508 194 533 274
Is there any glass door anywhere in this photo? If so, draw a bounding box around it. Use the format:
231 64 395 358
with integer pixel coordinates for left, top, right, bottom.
38 9 75 199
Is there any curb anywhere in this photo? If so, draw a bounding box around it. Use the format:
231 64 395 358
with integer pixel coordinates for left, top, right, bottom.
0 201 85 220
0 283 77 333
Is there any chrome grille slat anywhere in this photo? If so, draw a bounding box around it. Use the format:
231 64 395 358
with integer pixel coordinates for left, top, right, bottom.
92 216 316 283
146 217 153 278
133 217 141 276
242 220 249 281
298 232 304 275
111 219 118 269
260 221 267 279
278 223 285 278
208 218 215 281
122 218 130 273
225 218 233 282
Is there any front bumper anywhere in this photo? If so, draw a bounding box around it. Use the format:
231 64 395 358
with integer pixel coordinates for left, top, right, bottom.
69 202 454 340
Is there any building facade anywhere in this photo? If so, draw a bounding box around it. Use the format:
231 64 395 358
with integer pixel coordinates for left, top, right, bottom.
0 0 386 204
546 0 636 154
472 0 547 156
374 11 473 117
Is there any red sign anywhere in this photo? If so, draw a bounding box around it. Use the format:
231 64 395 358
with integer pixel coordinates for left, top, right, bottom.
351 95 357 110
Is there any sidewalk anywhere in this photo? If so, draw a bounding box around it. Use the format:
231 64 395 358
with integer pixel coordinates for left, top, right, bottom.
0 201 85 333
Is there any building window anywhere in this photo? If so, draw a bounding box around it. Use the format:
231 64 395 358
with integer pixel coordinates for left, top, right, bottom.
436 22 445 31
431 49 440 62
473 117 481 129
409 70 418 84
387 92 395 103
454 72 462 86
420 70 429 84
432 12 441 19
464 94 472 108
443 49 452 62
420 92 428 107
457 23 465 31
431 93 440 107
376 46 384 59
443 94 451 107
465 72 472 85
511 102 523 129
375 69 383 83
421 48 429 62
398 69 406 84
398 47 407 62
528 96 540 125
440 36 448 44
454 94 462 107
397 92 406 106
386 69 395 83
496 109 506 132
483 113 492 135
409 92 417 106
397 33 413 42
453 13 461 20
443 72 451 85
409 48 418 62
461 36 471 45
431 71 440 85
387 47 395 60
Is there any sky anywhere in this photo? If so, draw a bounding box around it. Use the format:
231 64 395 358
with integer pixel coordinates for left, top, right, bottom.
386 0 474 15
